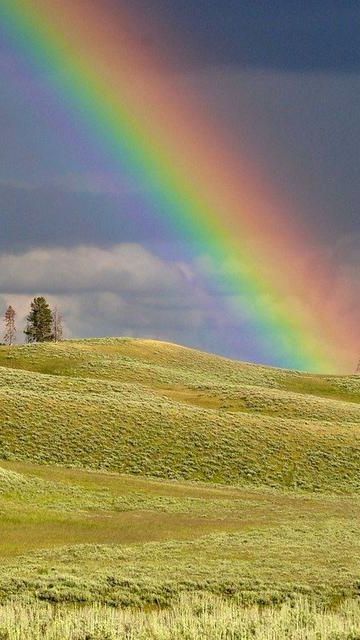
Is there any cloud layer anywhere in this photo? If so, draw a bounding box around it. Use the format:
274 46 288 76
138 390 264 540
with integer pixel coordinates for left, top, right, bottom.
0 236 358 370
0 244 193 295
0 244 223 351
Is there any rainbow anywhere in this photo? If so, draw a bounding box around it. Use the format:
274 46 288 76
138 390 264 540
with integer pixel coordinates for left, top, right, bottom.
0 0 357 372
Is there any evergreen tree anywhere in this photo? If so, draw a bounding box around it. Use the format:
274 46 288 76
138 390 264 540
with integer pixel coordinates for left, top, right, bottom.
3 305 16 346
52 307 64 342
24 297 53 343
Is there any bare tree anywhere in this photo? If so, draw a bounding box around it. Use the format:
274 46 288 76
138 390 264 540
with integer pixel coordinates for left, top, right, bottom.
52 307 64 342
3 306 16 346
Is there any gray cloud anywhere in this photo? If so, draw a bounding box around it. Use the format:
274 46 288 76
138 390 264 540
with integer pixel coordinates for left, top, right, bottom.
181 69 360 241
1 236 358 367
2 2 360 73
333 234 360 299
0 183 169 251
102 1 360 73
0 172 141 196
0 242 269 364
0 244 219 348
0 244 194 295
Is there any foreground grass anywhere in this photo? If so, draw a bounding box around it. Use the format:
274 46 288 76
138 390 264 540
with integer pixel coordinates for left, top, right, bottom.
0 595 359 639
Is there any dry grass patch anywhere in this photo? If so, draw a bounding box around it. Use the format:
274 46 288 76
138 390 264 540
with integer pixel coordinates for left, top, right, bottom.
0 595 359 639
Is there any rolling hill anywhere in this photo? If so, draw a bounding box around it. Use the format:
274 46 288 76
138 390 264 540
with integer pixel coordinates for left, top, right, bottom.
0 338 359 612
0 338 359 491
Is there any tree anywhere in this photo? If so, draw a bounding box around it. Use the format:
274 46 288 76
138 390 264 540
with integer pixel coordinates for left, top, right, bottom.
24 297 53 343
3 306 16 346
52 306 64 342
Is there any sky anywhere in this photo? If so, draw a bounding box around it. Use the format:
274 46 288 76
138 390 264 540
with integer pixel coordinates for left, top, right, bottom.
0 1 359 368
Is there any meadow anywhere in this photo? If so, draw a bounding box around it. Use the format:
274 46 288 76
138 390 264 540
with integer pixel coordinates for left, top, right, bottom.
0 596 359 639
0 338 359 637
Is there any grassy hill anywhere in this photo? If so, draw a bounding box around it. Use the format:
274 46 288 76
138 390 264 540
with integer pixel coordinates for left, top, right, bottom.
0 338 359 491
0 338 359 627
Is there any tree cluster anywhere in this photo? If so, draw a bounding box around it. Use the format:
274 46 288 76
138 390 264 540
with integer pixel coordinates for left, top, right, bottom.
1 297 63 346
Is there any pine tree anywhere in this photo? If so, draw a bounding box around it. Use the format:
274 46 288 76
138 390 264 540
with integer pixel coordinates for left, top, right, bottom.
24 297 53 343
52 307 64 342
3 306 16 346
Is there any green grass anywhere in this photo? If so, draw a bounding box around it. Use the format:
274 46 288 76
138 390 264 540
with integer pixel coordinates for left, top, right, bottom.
0 339 359 491
0 460 359 606
0 338 359 633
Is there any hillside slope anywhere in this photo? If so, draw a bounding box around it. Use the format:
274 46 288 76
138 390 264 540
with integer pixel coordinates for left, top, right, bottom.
0 338 359 492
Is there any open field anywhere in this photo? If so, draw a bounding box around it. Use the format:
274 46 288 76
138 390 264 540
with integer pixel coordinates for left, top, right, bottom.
0 459 359 605
0 339 359 635
0 596 359 639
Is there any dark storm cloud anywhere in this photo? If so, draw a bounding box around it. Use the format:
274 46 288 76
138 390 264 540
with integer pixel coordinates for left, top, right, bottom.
121 0 360 72
0 183 170 251
1 69 360 253
184 69 360 240
2 2 359 73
